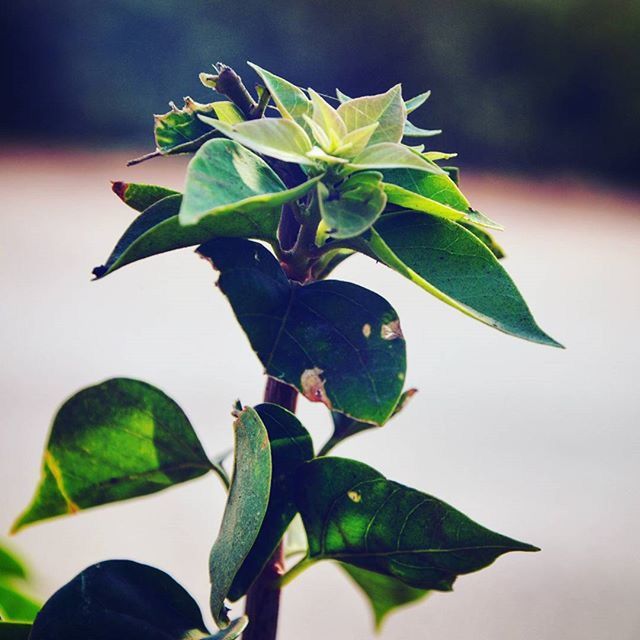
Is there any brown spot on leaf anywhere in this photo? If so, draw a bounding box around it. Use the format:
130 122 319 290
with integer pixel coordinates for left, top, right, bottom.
111 180 128 202
347 490 362 503
300 367 332 409
381 319 404 340
362 323 372 338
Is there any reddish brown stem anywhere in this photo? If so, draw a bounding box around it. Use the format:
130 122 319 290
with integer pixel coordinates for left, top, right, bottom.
242 378 297 640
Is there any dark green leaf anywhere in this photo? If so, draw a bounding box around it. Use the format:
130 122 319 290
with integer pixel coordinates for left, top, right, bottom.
318 172 387 239
0 585 40 623
209 407 271 627
341 564 429 630
0 622 32 640
296 457 538 591
319 389 417 456
359 212 562 347
382 168 501 229
111 181 180 212
29 560 211 640
93 193 281 278
154 97 219 154
12 378 216 533
0 546 25 581
228 403 314 601
461 223 506 260
197 239 406 425
179 138 319 226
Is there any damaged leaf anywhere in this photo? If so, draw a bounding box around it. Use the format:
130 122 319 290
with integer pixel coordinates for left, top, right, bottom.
197 238 406 425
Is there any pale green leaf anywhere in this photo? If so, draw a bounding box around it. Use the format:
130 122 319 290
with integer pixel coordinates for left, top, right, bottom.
405 91 432 114
403 121 442 137
308 88 346 146
348 143 445 174
212 101 245 125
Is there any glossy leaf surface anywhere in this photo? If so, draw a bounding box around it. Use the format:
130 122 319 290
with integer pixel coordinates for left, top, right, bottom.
296 457 538 590
197 239 406 425
13 378 214 532
341 564 428 629
361 213 561 347
228 404 314 601
179 138 318 226
29 560 210 640
209 408 271 626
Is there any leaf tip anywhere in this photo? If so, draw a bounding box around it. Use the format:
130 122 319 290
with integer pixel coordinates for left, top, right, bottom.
110 180 127 201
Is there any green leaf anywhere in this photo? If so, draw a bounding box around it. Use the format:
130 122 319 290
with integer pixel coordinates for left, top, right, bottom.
382 168 501 229
247 63 311 126
461 224 506 260
154 97 219 154
0 622 32 640
29 560 212 640
12 378 216 533
308 88 347 146
359 212 562 347
337 86 406 146
197 239 406 425
93 193 281 278
199 116 314 166
111 181 179 212
317 172 387 239
404 91 431 114
403 121 442 137
205 616 249 639
348 143 445 174
209 407 272 627
0 547 26 582
319 389 417 456
341 564 429 630
309 247 355 280
227 403 314 601
0 585 40 623
179 138 318 227
296 457 538 591
212 101 245 125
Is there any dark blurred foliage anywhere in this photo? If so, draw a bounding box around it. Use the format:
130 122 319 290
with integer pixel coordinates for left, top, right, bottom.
2 0 638 182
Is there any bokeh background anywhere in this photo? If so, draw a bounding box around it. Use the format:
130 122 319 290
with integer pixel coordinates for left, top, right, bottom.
1 2 639 639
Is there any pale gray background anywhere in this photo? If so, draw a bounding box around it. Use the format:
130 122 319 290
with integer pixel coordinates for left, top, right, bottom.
1 150 639 639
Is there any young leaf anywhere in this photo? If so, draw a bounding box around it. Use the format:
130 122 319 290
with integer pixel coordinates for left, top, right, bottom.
111 181 180 212
247 63 311 126
359 212 562 347
338 122 380 157
12 378 216 533
319 389 416 456
227 403 314 601
199 116 314 166
295 457 538 591
28 560 213 640
317 172 387 239
0 585 40 623
404 91 432 114
179 138 318 227
308 88 347 147
382 168 501 229
154 97 219 154
0 622 32 640
212 101 245 125
348 143 446 174
403 121 442 137
337 86 406 146
197 239 406 425
340 564 429 630
209 407 272 627
93 193 281 278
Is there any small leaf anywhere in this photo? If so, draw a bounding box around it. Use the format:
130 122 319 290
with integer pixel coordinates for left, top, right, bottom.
209 407 272 626
404 91 432 114
212 101 245 125
93 193 281 278
341 564 429 630
247 63 311 126
338 86 406 146
227 404 314 601
359 212 562 347
382 168 501 229
0 622 32 640
29 560 210 640
179 138 319 227
199 116 314 166
0 585 40 623
197 239 406 425
348 143 445 174
154 97 219 154
338 122 380 157
12 378 215 533
296 457 538 591
403 121 442 137
111 181 179 212
317 172 387 239
308 88 346 146
319 389 416 456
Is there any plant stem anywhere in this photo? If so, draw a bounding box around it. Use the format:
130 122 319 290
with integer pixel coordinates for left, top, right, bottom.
243 377 297 640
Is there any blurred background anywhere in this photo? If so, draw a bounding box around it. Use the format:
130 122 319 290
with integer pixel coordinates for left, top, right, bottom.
1 1 639 639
